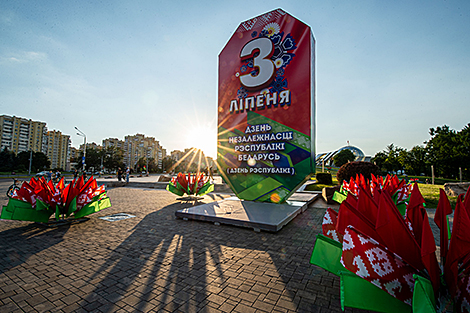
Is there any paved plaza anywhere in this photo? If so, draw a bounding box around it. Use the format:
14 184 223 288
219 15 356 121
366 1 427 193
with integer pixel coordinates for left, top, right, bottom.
0 178 373 312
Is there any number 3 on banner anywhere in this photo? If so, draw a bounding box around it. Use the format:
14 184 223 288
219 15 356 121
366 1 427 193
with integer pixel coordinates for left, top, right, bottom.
239 37 275 89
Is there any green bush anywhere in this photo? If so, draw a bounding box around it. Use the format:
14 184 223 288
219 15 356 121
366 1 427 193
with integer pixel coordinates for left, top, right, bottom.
316 172 332 185
333 149 355 167
336 161 380 185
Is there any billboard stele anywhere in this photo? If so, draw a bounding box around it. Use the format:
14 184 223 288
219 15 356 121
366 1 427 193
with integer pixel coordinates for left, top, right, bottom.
217 8 315 203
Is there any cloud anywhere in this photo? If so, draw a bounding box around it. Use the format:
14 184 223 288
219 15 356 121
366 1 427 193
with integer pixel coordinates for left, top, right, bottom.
1 50 48 64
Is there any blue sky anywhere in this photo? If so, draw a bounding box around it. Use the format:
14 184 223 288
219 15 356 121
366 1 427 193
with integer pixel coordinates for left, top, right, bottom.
1 0 469 159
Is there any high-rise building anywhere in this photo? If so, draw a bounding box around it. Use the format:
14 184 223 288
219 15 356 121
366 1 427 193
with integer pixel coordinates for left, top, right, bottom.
79 142 101 151
123 134 165 170
45 130 71 170
0 115 47 154
102 138 124 150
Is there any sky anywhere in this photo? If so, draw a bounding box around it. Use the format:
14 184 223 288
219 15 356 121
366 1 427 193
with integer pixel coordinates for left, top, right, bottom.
1 0 469 159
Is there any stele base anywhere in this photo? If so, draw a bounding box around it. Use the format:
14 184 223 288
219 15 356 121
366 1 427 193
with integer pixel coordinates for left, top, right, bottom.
175 193 319 232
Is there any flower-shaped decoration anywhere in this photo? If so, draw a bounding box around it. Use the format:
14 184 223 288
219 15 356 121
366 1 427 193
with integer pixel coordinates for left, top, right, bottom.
269 32 297 69
311 174 470 312
1 176 111 223
237 87 248 99
270 76 288 93
166 172 214 197
263 22 280 37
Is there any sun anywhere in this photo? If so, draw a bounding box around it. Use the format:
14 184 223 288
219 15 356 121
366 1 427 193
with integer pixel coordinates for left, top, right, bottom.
185 125 217 158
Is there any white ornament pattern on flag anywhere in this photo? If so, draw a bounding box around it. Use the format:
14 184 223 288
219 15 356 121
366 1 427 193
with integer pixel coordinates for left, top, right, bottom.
322 208 342 242
341 227 417 305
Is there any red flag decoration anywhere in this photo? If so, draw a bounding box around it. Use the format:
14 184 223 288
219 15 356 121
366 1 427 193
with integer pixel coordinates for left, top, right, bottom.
434 189 453 261
336 196 382 243
404 187 440 292
406 183 426 213
419 209 441 293
322 208 342 242
464 186 470 214
445 197 470 298
334 174 412 209
375 190 423 271
15 181 37 206
356 185 378 223
341 226 417 305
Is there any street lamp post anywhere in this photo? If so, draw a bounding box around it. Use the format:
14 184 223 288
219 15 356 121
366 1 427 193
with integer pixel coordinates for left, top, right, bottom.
75 127 87 173
28 149 33 175
101 152 110 175
146 147 152 176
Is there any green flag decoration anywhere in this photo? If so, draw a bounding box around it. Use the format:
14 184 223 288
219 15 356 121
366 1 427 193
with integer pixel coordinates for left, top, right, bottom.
412 274 436 313
310 234 345 275
339 270 412 313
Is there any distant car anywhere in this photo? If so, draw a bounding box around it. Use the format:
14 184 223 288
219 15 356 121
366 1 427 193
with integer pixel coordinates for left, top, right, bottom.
36 171 49 177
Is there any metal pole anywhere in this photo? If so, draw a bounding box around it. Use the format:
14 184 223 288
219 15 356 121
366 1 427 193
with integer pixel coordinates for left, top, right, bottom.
28 149 32 175
431 165 435 185
75 127 87 173
146 152 149 174
460 167 463 182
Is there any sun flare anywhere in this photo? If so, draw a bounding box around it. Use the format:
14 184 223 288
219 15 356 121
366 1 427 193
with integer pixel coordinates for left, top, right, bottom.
185 126 217 158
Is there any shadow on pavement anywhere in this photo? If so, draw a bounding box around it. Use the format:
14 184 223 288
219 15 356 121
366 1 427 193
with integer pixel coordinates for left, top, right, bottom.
0 223 70 275
79 190 325 312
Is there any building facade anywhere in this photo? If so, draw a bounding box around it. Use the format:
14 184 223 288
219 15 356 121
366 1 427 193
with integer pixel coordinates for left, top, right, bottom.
0 115 47 154
45 130 71 170
102 138 124 150
123 134 165 170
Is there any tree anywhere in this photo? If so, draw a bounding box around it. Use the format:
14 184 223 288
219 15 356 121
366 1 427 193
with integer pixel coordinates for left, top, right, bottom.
136 157 147 172
398 145 428 176
162 156 175 173
16 151 31 172
32 152 50 172
102 147 125 172
0 148 17 172
371 151 387 173
146 157 159 173
333 149 355 167
16 151 50 172
372 144 404 174
384 143 405 173
76 147 101 172
425 123 470 179
454 123 470 180
425 125 459 179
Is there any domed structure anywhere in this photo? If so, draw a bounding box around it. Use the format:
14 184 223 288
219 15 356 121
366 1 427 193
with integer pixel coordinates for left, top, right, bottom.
315 145 369 167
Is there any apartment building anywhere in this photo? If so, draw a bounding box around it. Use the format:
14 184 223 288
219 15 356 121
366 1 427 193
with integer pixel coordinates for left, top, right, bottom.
123 134 165 170
102 138 124 150
79 142 101 151
45 130 71 170
0 115 47 154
